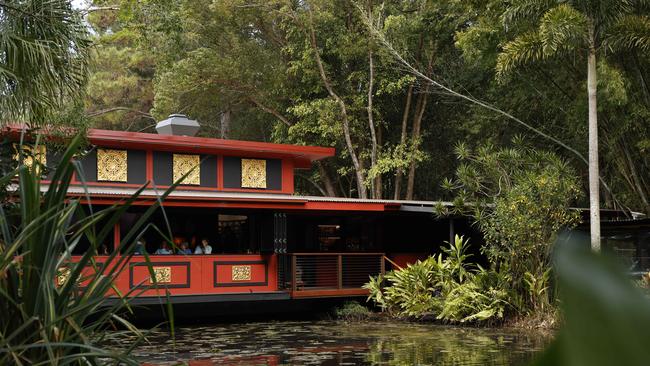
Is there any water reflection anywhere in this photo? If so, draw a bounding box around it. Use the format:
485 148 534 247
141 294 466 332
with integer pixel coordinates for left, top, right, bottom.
104 321 550 365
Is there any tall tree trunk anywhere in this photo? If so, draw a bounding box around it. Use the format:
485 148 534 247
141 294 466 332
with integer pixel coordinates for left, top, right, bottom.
367 47 379 198
405 47 434 200
307 9 367 198
587 38 601 252
405 91 429 200
375 120 383 198
220 109 231 139
316 161 337 197
394 84 413 200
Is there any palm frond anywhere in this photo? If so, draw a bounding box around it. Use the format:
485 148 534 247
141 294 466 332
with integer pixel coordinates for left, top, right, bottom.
496 31 544 77
502 0 556 26
0 0 91 125
605 15 650 52
539 4 588 53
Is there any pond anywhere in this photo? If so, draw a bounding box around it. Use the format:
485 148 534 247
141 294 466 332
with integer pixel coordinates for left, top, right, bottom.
104 320 551 365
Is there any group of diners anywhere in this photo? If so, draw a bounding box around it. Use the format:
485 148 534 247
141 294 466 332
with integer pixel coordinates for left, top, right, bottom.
134 238 213 255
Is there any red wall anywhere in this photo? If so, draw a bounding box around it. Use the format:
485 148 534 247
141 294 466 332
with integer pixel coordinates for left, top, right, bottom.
69 254 278 297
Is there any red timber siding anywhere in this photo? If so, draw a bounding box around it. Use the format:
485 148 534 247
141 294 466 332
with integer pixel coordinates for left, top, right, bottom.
69 254 278 297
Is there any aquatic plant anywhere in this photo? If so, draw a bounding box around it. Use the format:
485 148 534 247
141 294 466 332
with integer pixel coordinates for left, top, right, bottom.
0 135 177 365
334 301 372 321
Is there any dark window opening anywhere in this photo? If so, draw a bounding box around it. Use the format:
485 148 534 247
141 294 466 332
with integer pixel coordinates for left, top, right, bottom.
70 206 115 255
119 207 268 255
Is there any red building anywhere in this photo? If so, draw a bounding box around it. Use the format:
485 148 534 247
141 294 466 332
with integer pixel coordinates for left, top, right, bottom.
3 122 477 310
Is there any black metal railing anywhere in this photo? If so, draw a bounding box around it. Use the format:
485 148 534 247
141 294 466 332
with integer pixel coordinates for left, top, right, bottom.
278 253 384 292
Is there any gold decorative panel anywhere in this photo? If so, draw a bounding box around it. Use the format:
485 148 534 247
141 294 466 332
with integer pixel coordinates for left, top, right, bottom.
241 159 266 188
13 144 46 169
56 267 71 287
97 149 127 182
173 154 200 185
231 265 252 281
150 267 172 283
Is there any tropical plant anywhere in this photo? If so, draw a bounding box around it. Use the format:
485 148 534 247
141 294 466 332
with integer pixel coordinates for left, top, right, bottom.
496 0 650 251
440 142 581 313
0 135 177 365
0 0 91 125
364 235 510 323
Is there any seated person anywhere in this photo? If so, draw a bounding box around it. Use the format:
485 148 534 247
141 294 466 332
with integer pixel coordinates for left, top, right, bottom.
178 242 192 255
134 239 147 255
194 238 213 254
155 242 173 255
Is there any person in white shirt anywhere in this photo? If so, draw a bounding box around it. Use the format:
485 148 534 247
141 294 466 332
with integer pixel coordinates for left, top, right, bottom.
155 242 173 255
194 238 212 254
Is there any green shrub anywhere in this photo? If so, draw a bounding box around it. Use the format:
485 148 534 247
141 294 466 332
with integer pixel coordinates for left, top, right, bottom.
365 235 511 324
334 301 372 321
440 142 581 315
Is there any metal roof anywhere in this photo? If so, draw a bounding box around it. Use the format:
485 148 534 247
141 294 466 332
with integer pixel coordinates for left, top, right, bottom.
50 185 453 212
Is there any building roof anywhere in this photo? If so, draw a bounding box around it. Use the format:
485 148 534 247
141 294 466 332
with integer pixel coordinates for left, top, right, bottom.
87 129 335 167
54 185 454 213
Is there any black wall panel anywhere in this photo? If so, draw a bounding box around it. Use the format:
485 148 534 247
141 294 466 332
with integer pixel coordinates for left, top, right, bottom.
127 150 147 184
78 149 97 182
45 150 62 180
153 151 173 186
266 159 282 190
200 155 218 187
223 156 241 188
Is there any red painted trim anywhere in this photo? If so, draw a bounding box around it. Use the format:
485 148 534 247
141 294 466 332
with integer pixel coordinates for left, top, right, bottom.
113 223 120 251
72 195 399 212
282 159 294 193
216 155 222 189
88 129 335 162
68 254 279 297
146 150 153 183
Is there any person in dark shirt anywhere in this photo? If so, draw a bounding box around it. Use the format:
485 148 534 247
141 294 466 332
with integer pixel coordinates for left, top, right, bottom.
178 242 192 255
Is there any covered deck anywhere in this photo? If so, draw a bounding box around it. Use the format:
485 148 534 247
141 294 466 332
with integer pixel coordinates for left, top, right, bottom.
62 188 471 303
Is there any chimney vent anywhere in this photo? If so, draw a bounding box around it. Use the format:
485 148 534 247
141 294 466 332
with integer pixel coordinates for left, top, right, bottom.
155 114 200 136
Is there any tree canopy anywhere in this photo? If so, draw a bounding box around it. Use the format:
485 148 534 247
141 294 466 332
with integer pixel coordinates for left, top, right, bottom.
8 0 647 215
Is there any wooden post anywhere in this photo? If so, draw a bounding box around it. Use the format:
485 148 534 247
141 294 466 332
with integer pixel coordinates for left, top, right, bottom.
292 254 297 293
449 218 455 245
113 223 120 252
337 254 343 289
380 254 385 275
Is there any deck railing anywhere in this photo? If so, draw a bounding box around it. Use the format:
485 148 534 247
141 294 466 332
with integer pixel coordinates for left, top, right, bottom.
278 253 384 297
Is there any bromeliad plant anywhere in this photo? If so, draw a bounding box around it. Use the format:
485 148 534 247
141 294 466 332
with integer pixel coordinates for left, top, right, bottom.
0 135 178 365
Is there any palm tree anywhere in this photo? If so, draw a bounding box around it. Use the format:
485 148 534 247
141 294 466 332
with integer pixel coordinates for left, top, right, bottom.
496 0 650 252
0 0 90 125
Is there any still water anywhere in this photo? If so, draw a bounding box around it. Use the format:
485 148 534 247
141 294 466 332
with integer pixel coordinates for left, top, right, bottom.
105 321 550 365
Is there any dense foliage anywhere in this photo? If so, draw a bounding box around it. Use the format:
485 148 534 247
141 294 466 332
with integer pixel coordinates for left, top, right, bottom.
366 146 580 322
0 0 91 124
441 143 582 312
78 0 650 216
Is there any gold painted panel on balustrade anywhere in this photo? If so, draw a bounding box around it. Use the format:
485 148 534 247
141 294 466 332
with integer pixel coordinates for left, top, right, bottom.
97 149 128 182
150 267 172 283
231 265 252 281
173 154 200 185
13 144 47 170
241 159 266 188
